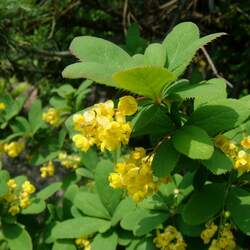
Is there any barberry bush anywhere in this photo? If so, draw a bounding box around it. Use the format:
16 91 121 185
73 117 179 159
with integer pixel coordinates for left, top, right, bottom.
1 22 250 250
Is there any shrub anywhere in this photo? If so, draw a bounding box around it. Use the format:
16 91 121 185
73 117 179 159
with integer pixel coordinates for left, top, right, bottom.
0 22 250 250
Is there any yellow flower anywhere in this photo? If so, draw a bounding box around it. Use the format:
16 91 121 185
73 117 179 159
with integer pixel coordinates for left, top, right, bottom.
94 100 114 118
208 224 236 250
108 173 124 189
58 152 81 170
40 161 55 178
109 148 158 202
7 179 17 190
8 205 20 216
72 134 92 152
234 150 250 173
4 193 17 203
22 181 36 195
4 141 24 158
154 226 187 250
118 96 138 116
214 135 238 158
19 196 31 208
0 102 6 110
4 177 35 215
75 237 91 250
201 222 218 244
42 108 60 126
71 97 137 153
240 136 250 149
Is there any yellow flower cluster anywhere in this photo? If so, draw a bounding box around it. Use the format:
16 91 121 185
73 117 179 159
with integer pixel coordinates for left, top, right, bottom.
58 152 80 170
42 108 60 126
72 96 137 152
215 134 250 173
3 141 24 158
4 179 36 216
0 102 6 110
208 224 236 250
75 237 91 250
201 222 218 244
153 226 187 250
109 147 158 203
40 161 55 178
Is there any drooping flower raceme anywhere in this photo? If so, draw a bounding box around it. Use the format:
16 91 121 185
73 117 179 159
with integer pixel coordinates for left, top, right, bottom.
72 96 138 152
3 141 24 158
40 161 55 178
4 179 36 216
201 222 218 244
109 147 158 202
42 107 60 126
208 224 236 250
58 152 81 170
215 134 250 173
153 225 187 250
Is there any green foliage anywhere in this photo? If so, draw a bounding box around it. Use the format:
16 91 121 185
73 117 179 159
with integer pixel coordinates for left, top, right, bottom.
173 126 214 160
0 20 250 250
182 183 226 225
152 140 180 177
2 223 32 250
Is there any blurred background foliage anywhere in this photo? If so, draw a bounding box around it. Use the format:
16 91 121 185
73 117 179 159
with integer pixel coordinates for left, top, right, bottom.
0 0 249 100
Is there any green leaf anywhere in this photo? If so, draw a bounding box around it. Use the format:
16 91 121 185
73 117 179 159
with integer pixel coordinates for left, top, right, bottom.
0 170 10 182
21 198 46 214
202 148 233 175
62 62 116 87
112 66 176 99
95 160 123 215
63 184 80 218
49 96 70 110
121 207 167 236
171 33 225 77
144 43 166 66
176 216 203 237
163 22 199 68
152 140 180 177
227 187 250 235
173 125 214 160
163 22 225 76
28 99 43 134
91 231 118 250
69 36 131 69
165 78 227 104
132 104 174 136
125 24 147 54
0 171 9 197
52 217 111 239
240 95 250 110
2 223 32 250
111 197 136 226
187 99 250 136
135 238 158 250
37 182 62 200
80 149 99 170
182 183 226 225
0 182 8 197
52 240 76 250
76 168 94 179
11 116 32 135
52 84 75 98
74 191 111 219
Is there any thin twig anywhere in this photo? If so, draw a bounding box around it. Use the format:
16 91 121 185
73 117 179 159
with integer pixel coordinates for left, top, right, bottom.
201 46 233 88
122 0 129 36
159 0 178 10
